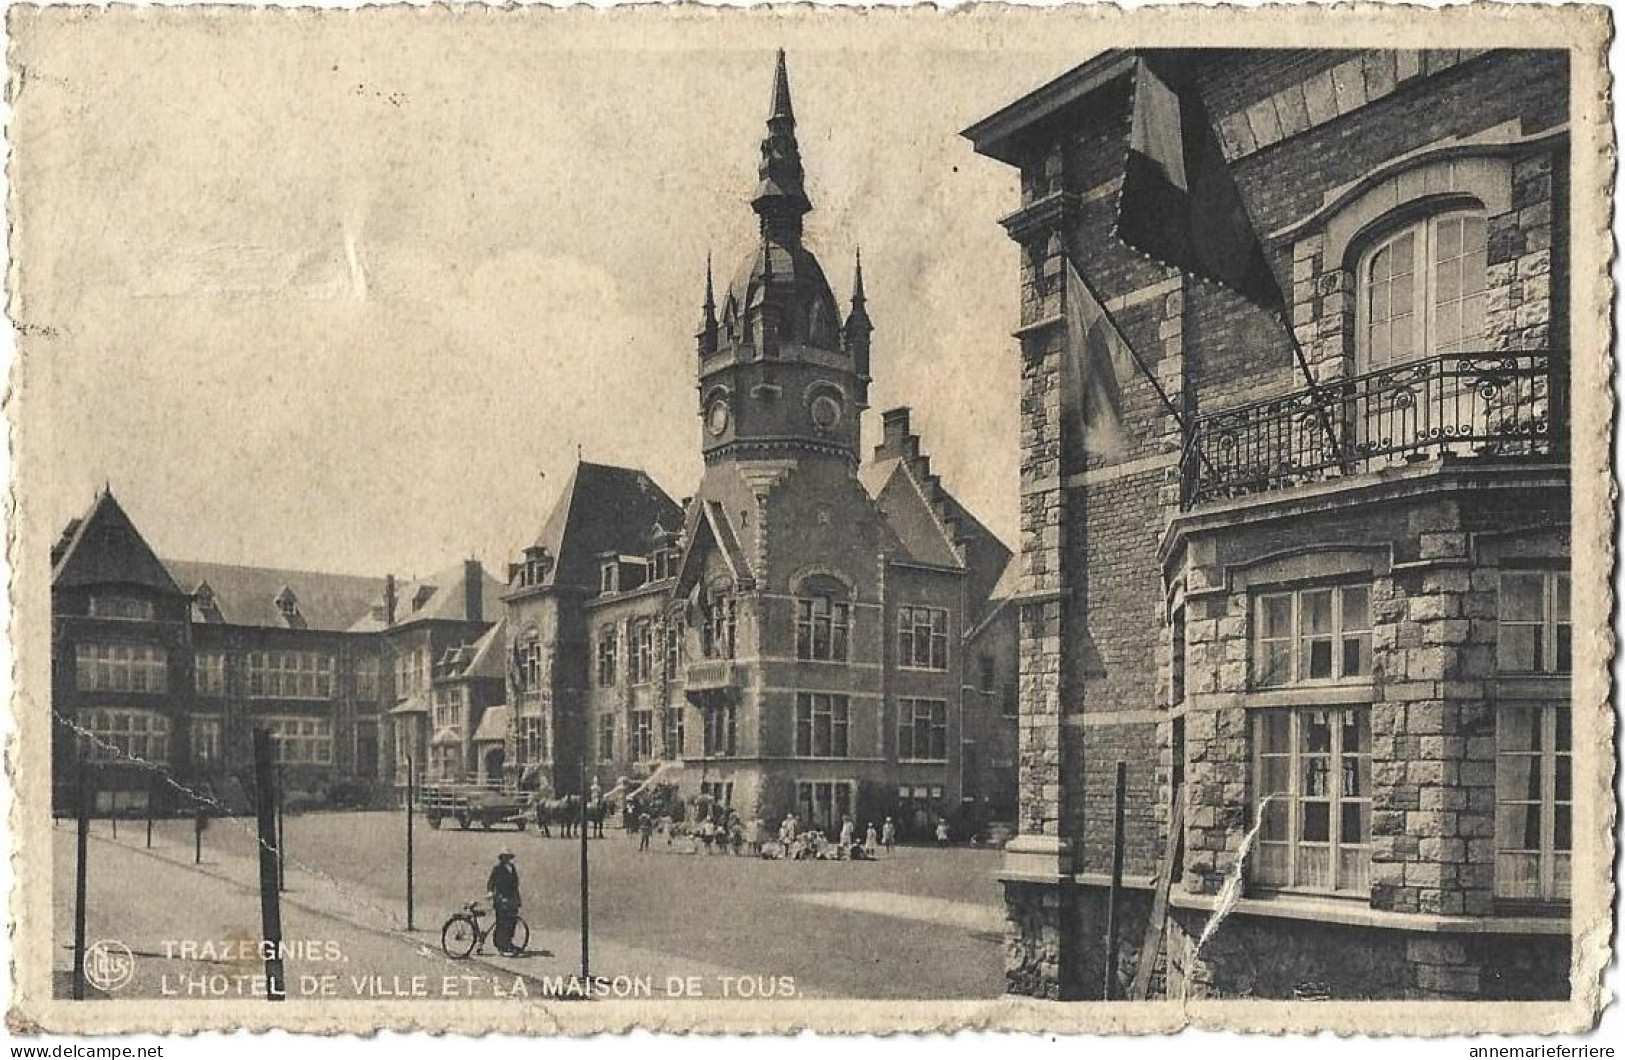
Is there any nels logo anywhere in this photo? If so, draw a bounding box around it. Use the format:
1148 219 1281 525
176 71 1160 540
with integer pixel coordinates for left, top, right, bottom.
84 939 135 992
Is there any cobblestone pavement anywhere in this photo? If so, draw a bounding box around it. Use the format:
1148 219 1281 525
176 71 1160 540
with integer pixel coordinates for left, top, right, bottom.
52 811 1008 1001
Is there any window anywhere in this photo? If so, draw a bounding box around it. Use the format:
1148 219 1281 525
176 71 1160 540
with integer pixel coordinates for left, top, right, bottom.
89 596 154 621
597 714 616 761
978 654 997 694
189 715 222 764
195 652 226 696
795 693 850 758
796 595 851 661
1359 211 1487 371
596 626 618 687
796 780 854 833
1253 707 1372 894
432 687 464 733
1498 570 1572 674
77 708 170 764
700 781 734 808
393 647 427 697
703 703 737 757
1172 607 1187 705
664 622 682 680
246 651 335 699
1495 704 1571 902
1255 584 1371 687
631 709 655 761
517 633 543 691
259 715 333 765
630 620 654 685
702 592 737 659
519 716 549 765
75 643 168 693
600 562 618 595
354 656 380 699
898 698 948 761
663 706 686 759
897 606 949 670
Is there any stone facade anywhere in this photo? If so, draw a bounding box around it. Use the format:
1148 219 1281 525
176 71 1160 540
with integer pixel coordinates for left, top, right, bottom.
968 48 1572 1001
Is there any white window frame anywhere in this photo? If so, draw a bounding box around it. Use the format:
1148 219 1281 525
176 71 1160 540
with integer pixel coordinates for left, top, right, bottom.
794 692 850 758
89 596 155 621
897 697 949 763
195 651 227 696
630 620 654 685
260 715 334 765
796 595 852 662
189 714 223 765
1251 706 1372 896
1494 703 1571 903
246 650 335 700
663 706 686 759
631 708 655 762
702 703 736 758
1253 584 1372 688
795 779 855 833
1356 208 1489 373
596 626 618 687
74 643 168 694
77 707 171 764
897 606 950 671
597 713 616 762
1497 570 1572 675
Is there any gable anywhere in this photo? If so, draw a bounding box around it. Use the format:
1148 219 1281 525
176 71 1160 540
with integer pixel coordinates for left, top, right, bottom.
52 491 184 596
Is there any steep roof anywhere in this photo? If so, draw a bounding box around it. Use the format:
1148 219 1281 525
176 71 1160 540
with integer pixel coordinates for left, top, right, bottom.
165 558 385 632
52 490 185 597
385 562 506 629
463 617 509 682
528 462 683 592
865 458 964 569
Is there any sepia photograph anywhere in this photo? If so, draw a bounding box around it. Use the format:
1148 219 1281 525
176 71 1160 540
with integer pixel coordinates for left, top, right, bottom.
5 4 1614 1040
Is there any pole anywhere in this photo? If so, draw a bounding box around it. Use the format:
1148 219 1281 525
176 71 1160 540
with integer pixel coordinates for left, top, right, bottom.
145 806 153 850
276 764 287 893
252 729 286 1000
405 755 416 932
72 758 90 1001
110 789 117 839
579 757 589 981
194 805 203 865
1103 761 1127 1001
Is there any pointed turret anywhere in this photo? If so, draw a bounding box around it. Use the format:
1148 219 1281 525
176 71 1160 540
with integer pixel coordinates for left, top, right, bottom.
696 253 718 357
752 49 811 243
844 248 874 381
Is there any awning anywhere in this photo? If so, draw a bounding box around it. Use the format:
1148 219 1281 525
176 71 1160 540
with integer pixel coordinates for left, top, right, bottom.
430 726 461 746
472 705 512 744
389 694 430 716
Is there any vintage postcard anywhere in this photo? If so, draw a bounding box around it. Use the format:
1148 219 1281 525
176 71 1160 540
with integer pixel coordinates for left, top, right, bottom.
5 2 1615 1038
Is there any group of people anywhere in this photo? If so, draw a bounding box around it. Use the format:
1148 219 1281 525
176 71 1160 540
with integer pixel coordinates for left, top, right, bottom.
632 808 908 861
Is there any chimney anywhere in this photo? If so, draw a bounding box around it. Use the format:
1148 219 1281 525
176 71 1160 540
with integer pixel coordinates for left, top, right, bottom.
464 559 484 623
384 574 397 627
876 407 913 461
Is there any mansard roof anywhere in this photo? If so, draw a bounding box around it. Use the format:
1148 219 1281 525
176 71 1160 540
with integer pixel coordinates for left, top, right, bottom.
525 461 684 593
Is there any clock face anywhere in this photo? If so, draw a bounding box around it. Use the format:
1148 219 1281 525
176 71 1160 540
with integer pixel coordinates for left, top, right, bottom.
706 398 731 437
810 393 843 431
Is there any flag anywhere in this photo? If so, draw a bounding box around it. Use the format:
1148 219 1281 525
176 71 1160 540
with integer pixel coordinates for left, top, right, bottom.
1063 259 1137 458
1117 56 1284 310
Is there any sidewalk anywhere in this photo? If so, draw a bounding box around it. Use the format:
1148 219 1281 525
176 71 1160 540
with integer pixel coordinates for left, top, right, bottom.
54 819 777 1001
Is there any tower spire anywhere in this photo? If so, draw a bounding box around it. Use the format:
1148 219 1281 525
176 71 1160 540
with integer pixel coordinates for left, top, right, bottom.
844 246 873 379
752 48 811 244
697 252 719 356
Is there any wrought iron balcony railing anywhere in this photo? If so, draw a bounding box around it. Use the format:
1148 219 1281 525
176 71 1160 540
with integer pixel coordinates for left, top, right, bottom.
1183 349 1565 507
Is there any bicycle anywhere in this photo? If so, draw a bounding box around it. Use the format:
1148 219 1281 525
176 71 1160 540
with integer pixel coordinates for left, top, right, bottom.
440 901 530 959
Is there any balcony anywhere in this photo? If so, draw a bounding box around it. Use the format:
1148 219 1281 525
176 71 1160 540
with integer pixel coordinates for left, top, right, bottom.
683 658 739 697
1182 349 1564 507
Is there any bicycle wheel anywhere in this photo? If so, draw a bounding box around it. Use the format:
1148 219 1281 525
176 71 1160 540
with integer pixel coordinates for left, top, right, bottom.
510 916 530 954
440 915 478 960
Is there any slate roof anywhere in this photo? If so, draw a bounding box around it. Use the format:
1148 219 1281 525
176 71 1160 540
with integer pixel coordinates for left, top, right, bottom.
472 705 511 743
165 558 385 633
52 490 185 596
527 462 684 592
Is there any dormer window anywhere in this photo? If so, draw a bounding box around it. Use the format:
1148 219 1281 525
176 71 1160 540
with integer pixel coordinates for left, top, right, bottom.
193 582 222 623
601 561 619 595
412 585 435 612
274 586 301 624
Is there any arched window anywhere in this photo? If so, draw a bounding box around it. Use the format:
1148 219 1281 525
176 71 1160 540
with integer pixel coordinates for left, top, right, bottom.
1358 209 1487 372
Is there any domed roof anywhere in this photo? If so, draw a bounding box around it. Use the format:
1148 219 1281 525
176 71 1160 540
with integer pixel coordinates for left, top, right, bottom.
719 238 842 351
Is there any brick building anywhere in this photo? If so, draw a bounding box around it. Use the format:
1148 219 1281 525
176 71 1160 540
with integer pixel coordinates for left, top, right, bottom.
495 53 1017 836
51 52 1019 836
965 48 1571 1000
50 487 501 812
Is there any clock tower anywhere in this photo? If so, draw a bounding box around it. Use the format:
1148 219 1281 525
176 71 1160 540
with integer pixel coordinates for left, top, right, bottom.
695 50 872 469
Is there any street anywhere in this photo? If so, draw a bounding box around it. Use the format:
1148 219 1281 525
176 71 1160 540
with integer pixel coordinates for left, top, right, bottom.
52 810 1008 1002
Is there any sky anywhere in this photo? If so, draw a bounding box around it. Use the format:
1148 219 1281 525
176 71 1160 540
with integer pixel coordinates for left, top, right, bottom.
16 10 1089 580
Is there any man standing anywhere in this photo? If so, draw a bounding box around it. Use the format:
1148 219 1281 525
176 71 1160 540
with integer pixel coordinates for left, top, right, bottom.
638 812 653 852
882 816 897 856
485 847 523 956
